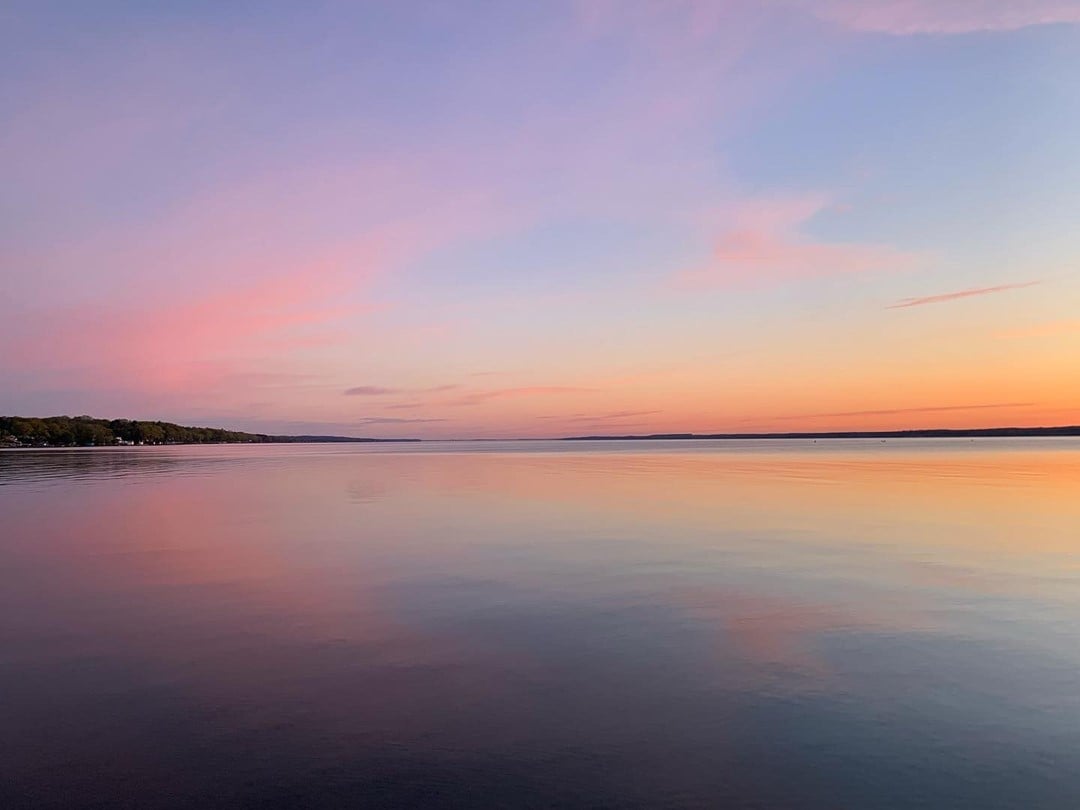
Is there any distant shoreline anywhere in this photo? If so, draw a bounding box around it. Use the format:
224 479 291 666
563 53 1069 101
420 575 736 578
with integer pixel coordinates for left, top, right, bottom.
560 426 1080 441
4 414 1079 448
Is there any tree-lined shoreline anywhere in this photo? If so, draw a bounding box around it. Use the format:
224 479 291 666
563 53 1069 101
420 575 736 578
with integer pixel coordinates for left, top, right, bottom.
0 416 412 447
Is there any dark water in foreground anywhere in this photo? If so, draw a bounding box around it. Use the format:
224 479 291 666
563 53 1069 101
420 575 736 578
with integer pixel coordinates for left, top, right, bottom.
2 439 1080 809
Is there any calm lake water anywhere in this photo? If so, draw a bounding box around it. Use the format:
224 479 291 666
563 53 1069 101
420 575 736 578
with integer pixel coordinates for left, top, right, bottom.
2 439 1080 809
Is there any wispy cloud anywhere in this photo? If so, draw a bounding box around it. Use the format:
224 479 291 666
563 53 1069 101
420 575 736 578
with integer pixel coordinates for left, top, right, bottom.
1 267 357 395
344 386 398 396
887 281 1040 309
354 417 447 426
538 410 662 422
798 0 1080 35
677 194 916 288
345 384 458 396
596 0 1080 39
776 402 1035 420
448 386 596 407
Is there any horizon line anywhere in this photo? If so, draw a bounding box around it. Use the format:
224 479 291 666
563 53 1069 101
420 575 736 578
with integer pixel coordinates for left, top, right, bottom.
4 415 1080 444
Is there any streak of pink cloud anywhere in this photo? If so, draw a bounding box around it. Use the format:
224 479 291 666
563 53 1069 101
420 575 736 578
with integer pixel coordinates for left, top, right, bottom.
887 281 1040 309
774 402 1037 420
3 265 359 394
446 386 597 407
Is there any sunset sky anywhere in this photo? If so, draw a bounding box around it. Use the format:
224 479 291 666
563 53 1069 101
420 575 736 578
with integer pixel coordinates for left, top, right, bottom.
3 1 1079 438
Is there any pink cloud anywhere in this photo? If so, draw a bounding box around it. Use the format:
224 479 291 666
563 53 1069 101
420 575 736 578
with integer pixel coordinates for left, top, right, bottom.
538 409 663 422
343 386 399 396
677 194 916 288
794 0 1080 34
1 139 526 412
344 384 459 396
3 265 357 395
887 281 1040 309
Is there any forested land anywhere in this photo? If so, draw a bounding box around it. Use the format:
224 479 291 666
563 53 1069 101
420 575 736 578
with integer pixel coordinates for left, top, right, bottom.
0 415 272 446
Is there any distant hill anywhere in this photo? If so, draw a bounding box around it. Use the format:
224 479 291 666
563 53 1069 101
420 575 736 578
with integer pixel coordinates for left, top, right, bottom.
0 416 417 447
563 426 1080 441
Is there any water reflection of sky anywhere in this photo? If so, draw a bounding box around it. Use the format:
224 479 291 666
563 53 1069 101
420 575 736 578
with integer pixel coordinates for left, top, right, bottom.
2 441 1080 808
